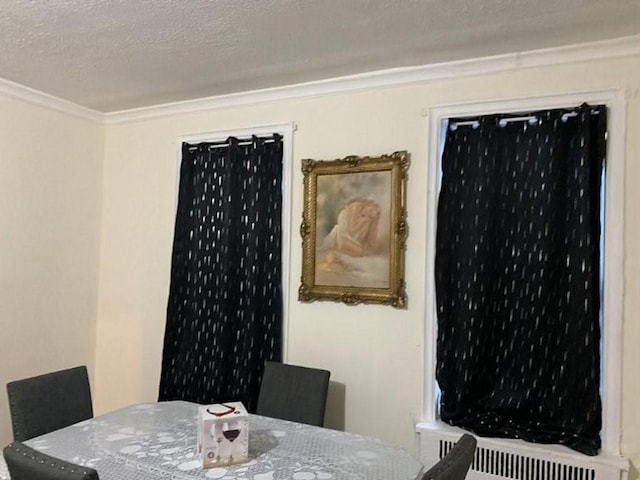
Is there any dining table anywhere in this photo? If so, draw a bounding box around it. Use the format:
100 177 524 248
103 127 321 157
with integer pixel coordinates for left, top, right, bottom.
0 401 424 480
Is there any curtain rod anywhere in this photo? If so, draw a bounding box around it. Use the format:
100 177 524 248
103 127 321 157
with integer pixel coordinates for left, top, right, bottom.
450 109 601 130
186 137 278 151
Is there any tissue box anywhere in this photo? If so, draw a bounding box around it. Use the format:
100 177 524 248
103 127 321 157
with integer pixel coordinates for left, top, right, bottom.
197 402 249 468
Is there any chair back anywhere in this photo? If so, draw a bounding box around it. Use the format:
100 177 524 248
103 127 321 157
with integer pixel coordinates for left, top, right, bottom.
256 361 330 426
3 442 99 480
7 366 93 441
422 433 477 480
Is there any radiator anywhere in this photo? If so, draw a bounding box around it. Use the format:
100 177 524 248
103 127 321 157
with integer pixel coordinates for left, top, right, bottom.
416 423 628 480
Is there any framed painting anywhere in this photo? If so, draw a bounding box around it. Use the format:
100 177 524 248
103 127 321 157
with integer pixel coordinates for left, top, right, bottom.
298 151 409 308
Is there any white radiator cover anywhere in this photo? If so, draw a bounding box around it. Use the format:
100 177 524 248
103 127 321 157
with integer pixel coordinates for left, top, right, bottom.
416 422 628 480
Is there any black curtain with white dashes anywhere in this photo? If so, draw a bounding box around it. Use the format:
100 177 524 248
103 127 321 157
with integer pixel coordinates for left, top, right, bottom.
159 135 283 411
435 104 606 455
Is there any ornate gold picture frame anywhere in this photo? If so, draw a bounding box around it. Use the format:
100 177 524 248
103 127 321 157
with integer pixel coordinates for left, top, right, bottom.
299 151 409 308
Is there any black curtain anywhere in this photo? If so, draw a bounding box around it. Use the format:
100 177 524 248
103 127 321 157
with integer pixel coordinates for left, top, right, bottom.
435 104 606 455
159 135 283 411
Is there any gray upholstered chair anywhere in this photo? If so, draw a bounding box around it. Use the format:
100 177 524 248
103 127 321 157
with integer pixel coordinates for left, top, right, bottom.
6 366 93 441
3 442 99 480
256 361 330 426
422 433 477 480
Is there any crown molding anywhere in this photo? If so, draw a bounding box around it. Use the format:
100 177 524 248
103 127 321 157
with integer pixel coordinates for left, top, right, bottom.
104 34 640 125
0 77 103 123
2 35 639 126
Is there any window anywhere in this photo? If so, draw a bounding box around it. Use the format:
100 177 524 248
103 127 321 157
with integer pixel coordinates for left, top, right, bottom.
158 123 294 409
423 92 625 456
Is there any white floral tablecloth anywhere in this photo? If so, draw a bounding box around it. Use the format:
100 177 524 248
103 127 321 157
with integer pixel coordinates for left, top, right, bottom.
1 401 423 480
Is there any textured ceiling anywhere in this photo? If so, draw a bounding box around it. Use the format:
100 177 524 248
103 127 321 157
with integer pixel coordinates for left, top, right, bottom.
1 0 638 112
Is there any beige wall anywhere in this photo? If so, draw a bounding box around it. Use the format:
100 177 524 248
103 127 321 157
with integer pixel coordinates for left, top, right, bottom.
94 55 640 475
0 98 104 446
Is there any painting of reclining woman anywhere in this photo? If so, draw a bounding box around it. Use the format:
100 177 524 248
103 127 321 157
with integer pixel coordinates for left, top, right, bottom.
315 172 391 288
299 151 408 308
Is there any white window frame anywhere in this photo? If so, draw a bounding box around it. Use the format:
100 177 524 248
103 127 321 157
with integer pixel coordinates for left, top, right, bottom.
423 91 625 456
175 123 295 361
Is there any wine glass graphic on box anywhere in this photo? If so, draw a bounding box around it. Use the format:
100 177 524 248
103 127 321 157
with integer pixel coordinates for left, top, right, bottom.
198 402 249 468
